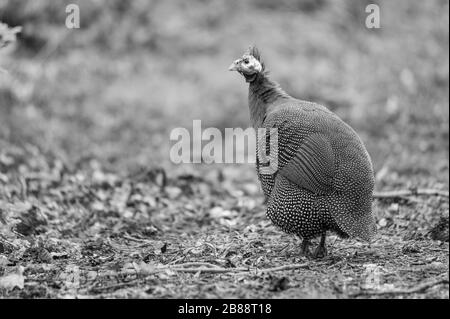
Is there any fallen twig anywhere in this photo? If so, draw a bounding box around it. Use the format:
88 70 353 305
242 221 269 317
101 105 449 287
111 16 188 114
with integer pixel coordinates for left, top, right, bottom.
167 256 186 265
94 263 313 290
168 262 310 274
169 267 248 273
88 280 139 293
373 189 449 199
170 262 221 268
350 277 449 297
122 234 154 244
257 263 310 273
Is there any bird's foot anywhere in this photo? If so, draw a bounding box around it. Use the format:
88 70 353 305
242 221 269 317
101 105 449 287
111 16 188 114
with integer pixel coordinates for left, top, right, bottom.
312 244 327 259
300 239 311 257
312 232 328 259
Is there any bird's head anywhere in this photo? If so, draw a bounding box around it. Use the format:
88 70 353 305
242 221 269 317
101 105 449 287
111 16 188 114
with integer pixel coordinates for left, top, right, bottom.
229 46 265 82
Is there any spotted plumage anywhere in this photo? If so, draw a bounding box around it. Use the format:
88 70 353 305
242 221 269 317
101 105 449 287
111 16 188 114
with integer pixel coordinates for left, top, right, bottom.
230 46 376 257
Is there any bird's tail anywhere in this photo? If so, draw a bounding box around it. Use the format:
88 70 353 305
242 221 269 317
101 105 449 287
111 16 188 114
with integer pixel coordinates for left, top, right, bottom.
328 193 377 242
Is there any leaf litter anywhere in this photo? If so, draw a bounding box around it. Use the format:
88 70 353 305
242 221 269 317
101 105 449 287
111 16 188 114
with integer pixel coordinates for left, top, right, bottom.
0 143 448 298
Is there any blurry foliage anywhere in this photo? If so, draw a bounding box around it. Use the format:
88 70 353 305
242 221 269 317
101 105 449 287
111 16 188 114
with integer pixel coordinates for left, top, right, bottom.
0 0 448 178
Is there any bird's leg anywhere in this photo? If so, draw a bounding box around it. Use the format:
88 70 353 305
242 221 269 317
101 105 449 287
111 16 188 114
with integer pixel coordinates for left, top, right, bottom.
300 238 311 257
313 232 327 258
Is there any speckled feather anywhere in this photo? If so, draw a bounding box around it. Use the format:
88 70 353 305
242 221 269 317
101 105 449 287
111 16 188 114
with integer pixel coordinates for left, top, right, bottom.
246 48 376 242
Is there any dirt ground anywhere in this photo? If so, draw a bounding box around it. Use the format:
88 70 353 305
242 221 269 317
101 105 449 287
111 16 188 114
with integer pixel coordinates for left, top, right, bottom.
0 148 448 298
0 0 449 298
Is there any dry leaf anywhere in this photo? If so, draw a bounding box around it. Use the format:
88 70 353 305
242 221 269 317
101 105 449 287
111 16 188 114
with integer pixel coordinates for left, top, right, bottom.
0 266 25 291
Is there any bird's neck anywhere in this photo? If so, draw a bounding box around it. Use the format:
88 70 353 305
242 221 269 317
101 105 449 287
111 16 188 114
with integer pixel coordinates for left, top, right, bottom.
248 72 290 128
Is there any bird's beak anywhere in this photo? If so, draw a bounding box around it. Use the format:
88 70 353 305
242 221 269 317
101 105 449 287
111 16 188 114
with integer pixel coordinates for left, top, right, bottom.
228 60 240 71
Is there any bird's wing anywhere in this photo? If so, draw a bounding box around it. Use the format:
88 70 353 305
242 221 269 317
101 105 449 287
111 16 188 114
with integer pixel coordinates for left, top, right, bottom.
262 103 336 194
278 132 335 194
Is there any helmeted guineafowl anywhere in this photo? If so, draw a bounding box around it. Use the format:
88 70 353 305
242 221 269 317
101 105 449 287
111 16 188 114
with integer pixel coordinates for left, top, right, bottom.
229 46 376 258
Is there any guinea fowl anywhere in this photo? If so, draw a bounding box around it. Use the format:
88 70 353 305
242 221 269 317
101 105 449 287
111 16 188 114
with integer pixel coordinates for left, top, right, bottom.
229 46 376 258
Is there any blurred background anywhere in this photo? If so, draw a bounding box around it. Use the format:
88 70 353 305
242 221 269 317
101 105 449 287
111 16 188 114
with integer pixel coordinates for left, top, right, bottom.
0 0 448 188
0 0 448 299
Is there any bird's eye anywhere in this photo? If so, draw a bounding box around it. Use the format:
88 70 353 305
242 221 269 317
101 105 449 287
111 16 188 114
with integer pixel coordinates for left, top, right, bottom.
243 59 249 64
